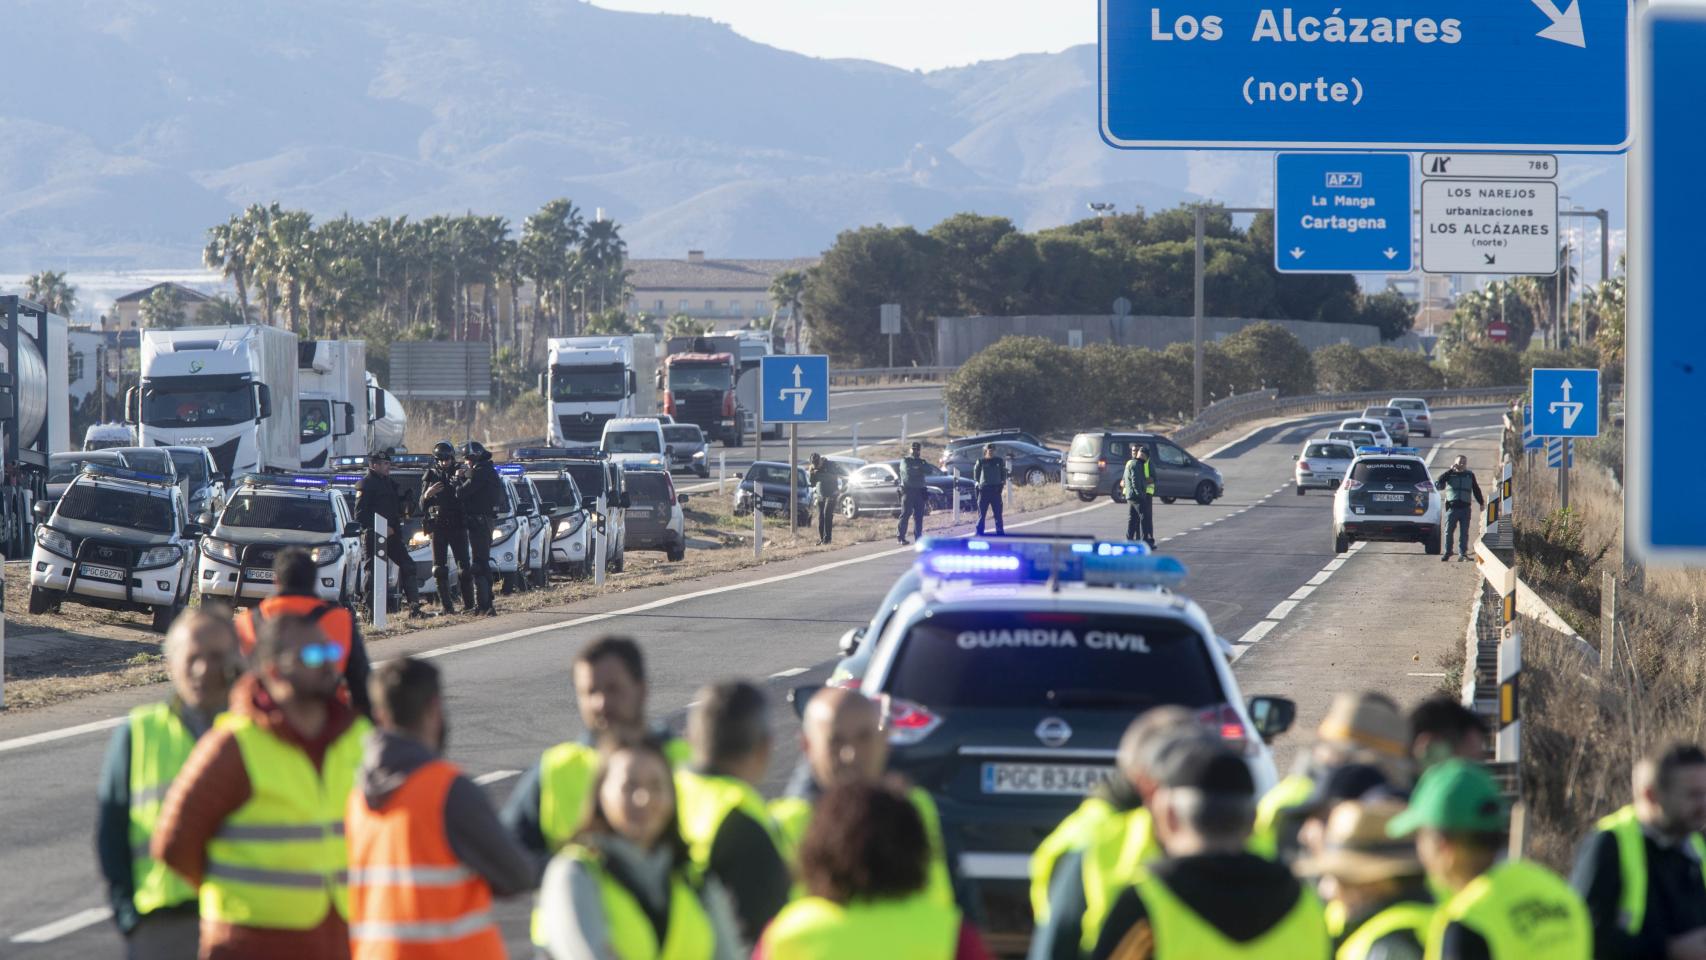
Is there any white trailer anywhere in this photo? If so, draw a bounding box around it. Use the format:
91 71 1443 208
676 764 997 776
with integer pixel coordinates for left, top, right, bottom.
298 340 368 469
130 325 300 479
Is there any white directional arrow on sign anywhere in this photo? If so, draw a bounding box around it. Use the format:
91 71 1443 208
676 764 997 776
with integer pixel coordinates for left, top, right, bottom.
778 363 813 416
1548 377 1584 429
1531 0 1586 47
1289 247 1305 260
1383 248 1399 260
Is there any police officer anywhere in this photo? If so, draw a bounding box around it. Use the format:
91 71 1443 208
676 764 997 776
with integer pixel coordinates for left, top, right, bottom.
974 444 1007 536
1123 445 1156 548
897 441 930 545
422 441 472 615
1434 455 1485 562
454 441 503 617
354 451 423 618
1390 759 1591 959
807 453 840 545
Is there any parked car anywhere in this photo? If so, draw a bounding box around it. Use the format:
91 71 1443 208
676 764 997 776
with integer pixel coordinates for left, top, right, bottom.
1064 430 1224 505
836 460 976 519
662 423 710 477
624 466 688 561
946 429 1046 454
941 440 1063 487
47 451 129 505
733 461 812 526
159 445 228 519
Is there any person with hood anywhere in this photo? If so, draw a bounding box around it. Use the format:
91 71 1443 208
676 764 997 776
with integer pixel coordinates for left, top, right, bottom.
153 612 372 960
345 657 534 959
454 440 504 616
421 440 472 614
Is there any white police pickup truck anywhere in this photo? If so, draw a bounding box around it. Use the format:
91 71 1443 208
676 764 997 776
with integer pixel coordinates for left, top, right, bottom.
198 474 367 605
29 463 201 633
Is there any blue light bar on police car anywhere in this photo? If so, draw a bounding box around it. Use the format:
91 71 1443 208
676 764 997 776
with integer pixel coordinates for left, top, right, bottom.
332 474 364 484
914 536 1185 589
1356 446 1421 456
497 464 524 476
81 463 175 485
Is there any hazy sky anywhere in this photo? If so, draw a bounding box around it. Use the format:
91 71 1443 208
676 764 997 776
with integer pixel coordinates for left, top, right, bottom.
590 0 1094 71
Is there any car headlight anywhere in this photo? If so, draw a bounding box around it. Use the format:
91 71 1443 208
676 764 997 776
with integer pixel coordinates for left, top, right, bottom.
492 519 518 543
137 544 184 569
408 530 432 550
202 537 239 563
691 450 705 460
309 542 343 565
554 513 586 539
36 525 75 558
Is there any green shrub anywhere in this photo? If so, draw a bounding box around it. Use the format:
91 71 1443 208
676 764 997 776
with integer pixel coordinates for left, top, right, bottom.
1079 344 1175 425
1220 321 1315 396
1363 346 1445 391
1313 343 1382 393
1163 341 1247 406
1441 343 1524 388
945 336 1083 433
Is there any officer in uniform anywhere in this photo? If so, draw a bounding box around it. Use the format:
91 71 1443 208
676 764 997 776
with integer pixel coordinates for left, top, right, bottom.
1434 455 1485 562
1123 444 1156 548
353 451 423 618
454 441 503 617
807 453 841 545
974 444 1008 536
421 441 472 615
897 441 930 545
1390 759 1591 959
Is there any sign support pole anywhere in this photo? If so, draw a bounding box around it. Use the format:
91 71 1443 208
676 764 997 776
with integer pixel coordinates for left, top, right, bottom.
1559 441 1570 511
1 555 7 710
1193 205 1205 418
789 424 799 538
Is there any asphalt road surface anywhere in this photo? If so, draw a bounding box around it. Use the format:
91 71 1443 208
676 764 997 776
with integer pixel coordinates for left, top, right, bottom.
0 403 1505 955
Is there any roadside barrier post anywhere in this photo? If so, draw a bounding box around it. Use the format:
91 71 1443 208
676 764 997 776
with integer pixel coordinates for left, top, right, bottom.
753 481 764 558
1497 565 1521 763
952 469 961 525
942 406 949 438
373 517 389 631
1 554 7 709
900 414 908 447
789 425 799 538
593 496 607 588
1601 569 1618 676
718 453 726 495
852 422 860 458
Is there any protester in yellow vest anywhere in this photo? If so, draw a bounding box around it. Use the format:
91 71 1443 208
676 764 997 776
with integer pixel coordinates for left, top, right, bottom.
97 610 240 960
538 737 743 959
1295 800 1434 960
1028 706 1210 960
1387 759 1590 960
757 780 990 960
676 680 793 946
1090 738 1331 960
1572 743 1706 959
770 686 953 905
154 611 372 960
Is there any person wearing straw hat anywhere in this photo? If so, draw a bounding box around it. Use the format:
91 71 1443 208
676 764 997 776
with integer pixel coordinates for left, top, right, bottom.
1296 800 1433 960
1388 759 1589 960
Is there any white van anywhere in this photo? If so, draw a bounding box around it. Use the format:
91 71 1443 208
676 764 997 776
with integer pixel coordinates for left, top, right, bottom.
600 417 668 471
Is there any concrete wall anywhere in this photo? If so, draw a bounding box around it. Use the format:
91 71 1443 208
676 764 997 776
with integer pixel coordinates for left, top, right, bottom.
935 315 1386 367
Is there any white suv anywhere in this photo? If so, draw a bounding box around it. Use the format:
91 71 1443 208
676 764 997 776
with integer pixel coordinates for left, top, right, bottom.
1331 448 1441 555
29 464 199 633
601 417 669 471
198 475 366 605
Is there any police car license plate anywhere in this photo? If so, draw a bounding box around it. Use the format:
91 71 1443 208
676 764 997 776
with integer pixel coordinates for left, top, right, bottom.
1373 493 1406 502
78 563 125 582
982 762 1113 796
245 568 275 582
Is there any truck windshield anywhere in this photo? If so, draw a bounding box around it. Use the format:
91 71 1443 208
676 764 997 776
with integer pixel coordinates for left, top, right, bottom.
605 431 661 454
300 399 332 442
552 367 627 402
165 450 210 485
142 377 256 428
669 364 732 391
57 484 176 534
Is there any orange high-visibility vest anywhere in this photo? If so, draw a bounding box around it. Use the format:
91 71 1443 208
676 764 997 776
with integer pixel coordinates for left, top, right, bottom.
235 595 354 673
345 759 504 960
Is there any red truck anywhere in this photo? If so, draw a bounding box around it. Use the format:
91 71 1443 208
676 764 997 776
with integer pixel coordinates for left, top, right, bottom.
663 352 742 446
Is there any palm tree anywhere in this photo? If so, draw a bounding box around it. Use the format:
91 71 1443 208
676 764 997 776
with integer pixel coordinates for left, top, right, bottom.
25 270 77 317
521 199 583 338
257 209 316 334
580 218 627 315
768 269 806 353
203 214 255 320
666 314 710 338
243 203 283 325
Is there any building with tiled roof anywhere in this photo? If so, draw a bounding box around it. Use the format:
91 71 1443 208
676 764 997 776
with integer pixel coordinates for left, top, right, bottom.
626 251 817 333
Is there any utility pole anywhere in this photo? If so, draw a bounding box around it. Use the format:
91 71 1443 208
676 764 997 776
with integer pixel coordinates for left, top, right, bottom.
1191 205 1270 418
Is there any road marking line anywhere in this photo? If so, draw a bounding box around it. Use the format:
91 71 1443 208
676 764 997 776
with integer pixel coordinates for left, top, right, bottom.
1204 424 1270 459
1407 672 1448 678
0 717 125 756
1266 600 1298 620
1306 570 1333 586
9 907 111 943
769 667 809 678
473 769 521 786
1238 621 1278 644
1325 558 1347 570
1289 586 1316 601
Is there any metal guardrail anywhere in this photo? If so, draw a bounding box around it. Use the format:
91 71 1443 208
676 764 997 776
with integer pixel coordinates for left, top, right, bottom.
828 366 953 385
1171 384 1527 448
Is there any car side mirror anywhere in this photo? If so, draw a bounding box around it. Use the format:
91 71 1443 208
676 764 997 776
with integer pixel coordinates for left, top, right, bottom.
124 387 139 425
788 683 825 720
369 386 386 421
1247 696 1297 741
665 444 675 456
677 494 689 505
1292 455 1299 461
32 500 52 522
541 501 557 514
182 523 203 538
197 511 216 528
838 626 865 657
343 522 363 538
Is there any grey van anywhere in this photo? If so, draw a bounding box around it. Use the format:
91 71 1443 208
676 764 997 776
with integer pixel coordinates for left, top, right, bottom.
1065 431 1224 505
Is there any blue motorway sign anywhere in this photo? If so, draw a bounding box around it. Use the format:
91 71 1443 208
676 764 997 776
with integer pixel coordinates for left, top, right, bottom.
1100 0 1631 151
760 355 829 424
1529 368 1599 439
1274 153 1411 273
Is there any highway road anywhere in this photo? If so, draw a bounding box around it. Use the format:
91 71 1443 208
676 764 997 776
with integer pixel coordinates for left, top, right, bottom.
0 402 1504 955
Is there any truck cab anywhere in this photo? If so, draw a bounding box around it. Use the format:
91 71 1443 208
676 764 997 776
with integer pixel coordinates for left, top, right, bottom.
129 326 300 480
663 352 741 446
544 336 658 445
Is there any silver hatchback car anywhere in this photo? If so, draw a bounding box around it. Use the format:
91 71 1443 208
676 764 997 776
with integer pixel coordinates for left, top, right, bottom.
1294 438 1357 494
1361 406 1410 445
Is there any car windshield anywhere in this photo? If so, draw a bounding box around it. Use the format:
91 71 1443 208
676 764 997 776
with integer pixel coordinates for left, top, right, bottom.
663 426 702 444
1305 443 1353 459
49 453 123 483
220 492 337 533
668 364 732 391
115 449 174 476
551 366 627 402
1350 460 1429 484
604 430 661 454
563 463 606 498
57 483 176 533
1391 400 1426 411
165 450 210 485
512 481 535 510
141 377 256 428
627 472 672 503
530 474 581 509
746 464 802 488
1331 432 1376 445
886 610 1224 709
1069 434 1102 458
300 399 332 442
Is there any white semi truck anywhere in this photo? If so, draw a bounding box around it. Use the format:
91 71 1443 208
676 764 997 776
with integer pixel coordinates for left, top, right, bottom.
542 335 658 446
298 340 368 469
128 325 300 480
366 371 406 454
0 296 71 558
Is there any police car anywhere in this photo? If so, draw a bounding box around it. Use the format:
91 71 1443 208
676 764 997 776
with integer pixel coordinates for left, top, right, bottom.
1331 446 1441 555
198 474 367 605
508 457 595 580
502 467 554 590
489 470 549 592
823 535 1293 933
323 472 402 605
28 464 201 633
515 447 629 574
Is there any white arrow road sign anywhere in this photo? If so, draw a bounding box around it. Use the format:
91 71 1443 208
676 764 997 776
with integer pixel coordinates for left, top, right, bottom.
778 364 812 416
1383 248 1399 260
1549 377 1584 430
1289 247 1305 260
1531 0 1587 47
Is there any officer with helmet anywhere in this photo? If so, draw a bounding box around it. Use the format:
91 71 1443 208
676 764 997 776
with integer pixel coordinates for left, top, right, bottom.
455 440 504 617
422 441 472 615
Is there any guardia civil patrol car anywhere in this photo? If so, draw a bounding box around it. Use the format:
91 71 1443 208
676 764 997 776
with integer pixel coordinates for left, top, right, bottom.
825 535 1294 933
29 464 201 633
198 474 367 605
1331 446 1441 555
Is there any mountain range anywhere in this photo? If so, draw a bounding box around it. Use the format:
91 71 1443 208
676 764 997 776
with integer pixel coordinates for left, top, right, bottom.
0 0 1625 272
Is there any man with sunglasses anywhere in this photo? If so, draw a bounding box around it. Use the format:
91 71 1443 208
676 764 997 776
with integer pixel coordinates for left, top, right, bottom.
155 612 372 960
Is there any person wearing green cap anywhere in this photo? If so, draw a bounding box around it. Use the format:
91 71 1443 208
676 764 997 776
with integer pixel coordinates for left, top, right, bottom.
1388 759 1590 959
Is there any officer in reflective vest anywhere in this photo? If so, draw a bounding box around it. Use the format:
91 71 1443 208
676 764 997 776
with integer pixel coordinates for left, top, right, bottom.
769 686 953 906
1388 759 1591 960
346 657 534 959
97 611 240 960
501 636 692 947
677 680 792 946
235 546 372 718
154 612 372 960
1294 800 1434 960
1089 739 1330 960
759 781 980 960
1029 707 1209 960
1122 445 1156 547
1433 455 1484 563
1573 744 1706 958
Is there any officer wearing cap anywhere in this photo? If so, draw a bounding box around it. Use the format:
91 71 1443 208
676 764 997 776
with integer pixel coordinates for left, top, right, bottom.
1389 759 1590 959
354 451 423 618
1295 800 1433 960
453 441 503 616
421 441 471 614
1090 738 1330 959
1122 444 1157 548
897 441 930 545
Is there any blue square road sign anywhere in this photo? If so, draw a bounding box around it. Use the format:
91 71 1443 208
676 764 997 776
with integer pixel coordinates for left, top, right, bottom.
760 355 830 424
1529 368 1599 438
1275 154 1412 273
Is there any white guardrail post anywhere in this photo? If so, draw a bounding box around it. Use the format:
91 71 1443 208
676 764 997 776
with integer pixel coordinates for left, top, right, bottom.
1 554 7 709
594 495 607 588
1496 565 1521 764
373 517 388 631
852 422 860 458
900 414 908 447
718 452 726 496
753 481 764 558
952 469 961 525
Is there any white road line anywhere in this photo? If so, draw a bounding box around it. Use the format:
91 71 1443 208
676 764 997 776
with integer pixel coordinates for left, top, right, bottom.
1407 672 1448 678
1306 570 1333 586
0 717 125 756
9 907 112 943
1289 585 1316 601
1204 424 1270 459
1324 558 1347 570
1266 600 1299 620
769 667 809 679
1238 620 1279 644
473 769 521 786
